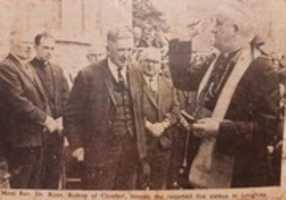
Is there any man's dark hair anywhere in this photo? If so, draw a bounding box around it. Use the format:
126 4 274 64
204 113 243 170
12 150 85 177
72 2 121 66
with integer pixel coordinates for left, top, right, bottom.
34 32 54 46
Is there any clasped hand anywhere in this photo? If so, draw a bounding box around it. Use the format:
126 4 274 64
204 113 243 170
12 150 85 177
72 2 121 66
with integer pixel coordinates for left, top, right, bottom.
145 120 167 137
44 116 64 134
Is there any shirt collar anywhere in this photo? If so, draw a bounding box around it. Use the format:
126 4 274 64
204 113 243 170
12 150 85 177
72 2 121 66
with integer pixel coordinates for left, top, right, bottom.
107 58 127 82
11 52 28 67
221 49 241 62
143 73 159 91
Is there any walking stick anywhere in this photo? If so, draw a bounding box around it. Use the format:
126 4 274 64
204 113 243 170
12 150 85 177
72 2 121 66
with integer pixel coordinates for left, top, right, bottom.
179 110 195 175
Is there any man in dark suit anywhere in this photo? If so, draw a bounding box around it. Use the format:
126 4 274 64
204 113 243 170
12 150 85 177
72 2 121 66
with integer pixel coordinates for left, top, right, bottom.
30 32 69 189
0 30 61 188
189 3 281 187
137 48 180 189
86 43 106 65
64 27 147 190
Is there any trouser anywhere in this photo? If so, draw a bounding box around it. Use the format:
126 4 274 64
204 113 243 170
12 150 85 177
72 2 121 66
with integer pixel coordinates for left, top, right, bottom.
138 146 171 190
0 159 10 188
82 133 138 190
41 135 64 189
167 127 186 189
232 153 272 187
168 129 200 189
8 147 44 189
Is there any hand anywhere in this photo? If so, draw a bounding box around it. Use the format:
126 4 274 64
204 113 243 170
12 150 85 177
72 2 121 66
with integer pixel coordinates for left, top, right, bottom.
44 116 58 133
192 118 220 138
148 122 165 137
153 122 166 137
179 116 191 130
141 160 151 178
55 117 64 134
145 120 166 137
72 147 84 161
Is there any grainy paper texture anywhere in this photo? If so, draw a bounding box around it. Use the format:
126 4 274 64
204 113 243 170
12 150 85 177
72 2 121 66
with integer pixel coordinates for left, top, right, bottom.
0 0 285 199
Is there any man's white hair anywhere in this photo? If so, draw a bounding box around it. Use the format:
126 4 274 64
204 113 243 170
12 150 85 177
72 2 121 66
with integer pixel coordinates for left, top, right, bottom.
141 47 161 62
215 1 256 41
107 26 133 43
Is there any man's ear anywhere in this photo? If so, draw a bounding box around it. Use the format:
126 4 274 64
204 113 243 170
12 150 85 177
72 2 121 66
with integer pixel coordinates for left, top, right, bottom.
106 45 111 56
232 24 239 33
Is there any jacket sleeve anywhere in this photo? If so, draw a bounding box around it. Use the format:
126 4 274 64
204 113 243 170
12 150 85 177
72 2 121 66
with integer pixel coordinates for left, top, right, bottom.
165 87 181 126
216 58 280 150
64 70 89 149
59 67 70 114
0 64 47 125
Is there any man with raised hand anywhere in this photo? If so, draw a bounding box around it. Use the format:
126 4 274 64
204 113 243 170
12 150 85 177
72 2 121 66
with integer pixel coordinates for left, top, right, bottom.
189 2 281 188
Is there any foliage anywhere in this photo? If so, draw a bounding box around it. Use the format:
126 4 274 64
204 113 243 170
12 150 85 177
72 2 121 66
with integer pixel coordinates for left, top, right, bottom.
132 0 169 48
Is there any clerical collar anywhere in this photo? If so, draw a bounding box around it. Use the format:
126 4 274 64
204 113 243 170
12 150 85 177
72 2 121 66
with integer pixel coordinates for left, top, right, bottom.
35 57 49 67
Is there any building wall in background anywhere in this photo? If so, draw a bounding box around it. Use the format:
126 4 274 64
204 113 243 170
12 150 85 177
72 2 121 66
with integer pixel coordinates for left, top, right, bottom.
0 0 132 80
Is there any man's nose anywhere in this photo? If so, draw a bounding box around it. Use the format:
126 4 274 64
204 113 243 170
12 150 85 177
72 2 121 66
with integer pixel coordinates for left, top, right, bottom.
25 46 32 52
123 51 130 58
211 28 217 35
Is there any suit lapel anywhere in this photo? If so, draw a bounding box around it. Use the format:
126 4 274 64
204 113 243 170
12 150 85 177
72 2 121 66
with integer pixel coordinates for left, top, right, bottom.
128 65 141 106
48 64 57 103
9 55 49 104
157 75 165 119
9 55 34 84
143 80 159 111
30 64 49 103
102 61 118 107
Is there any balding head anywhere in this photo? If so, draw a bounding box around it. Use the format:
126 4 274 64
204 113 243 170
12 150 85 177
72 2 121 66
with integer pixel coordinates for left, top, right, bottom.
216 3 254 37
212 1 256 53
10 30 33 61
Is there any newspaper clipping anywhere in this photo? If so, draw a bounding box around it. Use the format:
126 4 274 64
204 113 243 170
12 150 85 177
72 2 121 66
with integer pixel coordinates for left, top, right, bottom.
0 0 285 199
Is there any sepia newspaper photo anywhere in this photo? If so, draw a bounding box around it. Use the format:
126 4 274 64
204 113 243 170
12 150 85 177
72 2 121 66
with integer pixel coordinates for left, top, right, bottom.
0 0 285 199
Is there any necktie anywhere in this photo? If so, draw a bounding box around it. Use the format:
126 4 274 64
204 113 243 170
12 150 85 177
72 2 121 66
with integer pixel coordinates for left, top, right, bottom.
117 67 125 90
149 77 156 92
